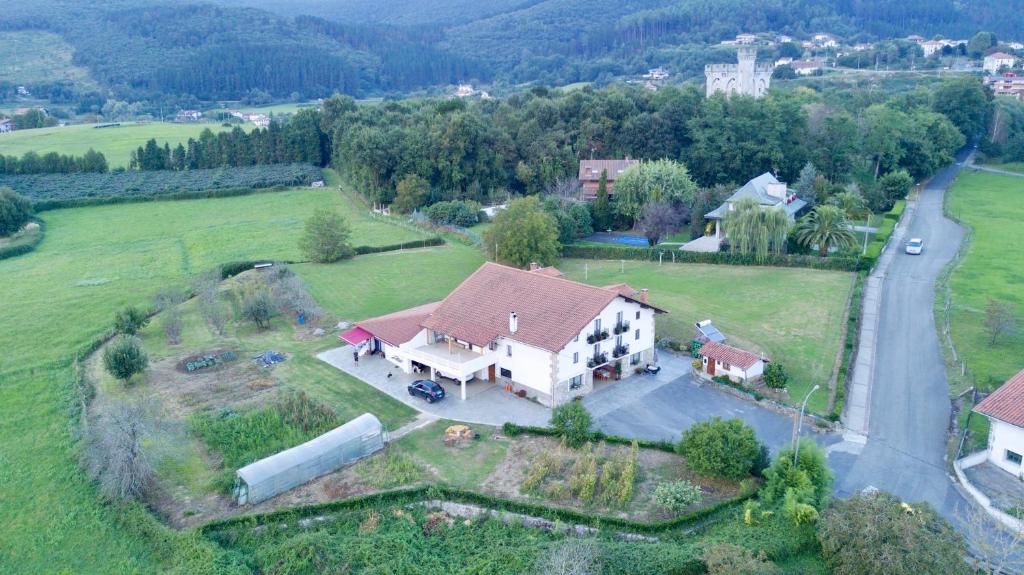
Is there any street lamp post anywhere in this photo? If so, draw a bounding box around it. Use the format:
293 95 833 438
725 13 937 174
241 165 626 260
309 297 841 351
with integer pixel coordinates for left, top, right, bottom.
793 384 821 466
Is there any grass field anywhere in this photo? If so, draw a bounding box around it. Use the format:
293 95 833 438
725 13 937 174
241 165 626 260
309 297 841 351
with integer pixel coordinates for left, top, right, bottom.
0 122 240 168
946 171 1024 393
559 259 855 414
0 30 96 89
982 162 1024 174
0 186 429 573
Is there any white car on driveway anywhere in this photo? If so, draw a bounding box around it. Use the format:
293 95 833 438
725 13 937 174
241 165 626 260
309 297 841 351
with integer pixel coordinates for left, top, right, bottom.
905 238 924 255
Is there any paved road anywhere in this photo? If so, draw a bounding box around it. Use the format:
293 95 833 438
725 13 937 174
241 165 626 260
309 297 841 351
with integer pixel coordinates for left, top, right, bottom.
830 149 971 518
967 164 1024 178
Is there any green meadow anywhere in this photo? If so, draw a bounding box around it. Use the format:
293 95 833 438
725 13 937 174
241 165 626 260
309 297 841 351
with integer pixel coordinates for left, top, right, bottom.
946 170 1024 393
0 30 96 88
0 122 240 168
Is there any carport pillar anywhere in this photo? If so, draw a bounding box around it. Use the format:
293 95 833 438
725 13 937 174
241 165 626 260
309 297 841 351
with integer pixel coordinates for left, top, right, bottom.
460 378 466 401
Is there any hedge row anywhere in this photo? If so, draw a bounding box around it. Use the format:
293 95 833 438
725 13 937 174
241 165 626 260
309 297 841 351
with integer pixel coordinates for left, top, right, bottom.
5 163 322 210
33 185 296 212
352 236 444 255
0 220 44 261
201 482 753 536
861 200 907 267
501 422 677 453
831 272 866 421
563 244 863 271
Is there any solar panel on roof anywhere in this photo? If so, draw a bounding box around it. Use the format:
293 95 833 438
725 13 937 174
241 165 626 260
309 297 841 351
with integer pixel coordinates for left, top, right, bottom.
695 320 727 343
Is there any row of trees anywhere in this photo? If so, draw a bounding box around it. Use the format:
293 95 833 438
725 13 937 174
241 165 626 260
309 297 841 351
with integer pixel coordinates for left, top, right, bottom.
131 110 329 171
0 149 108 175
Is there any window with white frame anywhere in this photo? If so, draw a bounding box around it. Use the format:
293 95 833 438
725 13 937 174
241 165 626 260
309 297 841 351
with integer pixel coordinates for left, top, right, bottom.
634 328 640 340
635 310 640 320
595 318 602 332
630 352 641 365
568 374 583 390
573 352 579 364
1008 450 1023 465
506 344 512 357
616 310 623 323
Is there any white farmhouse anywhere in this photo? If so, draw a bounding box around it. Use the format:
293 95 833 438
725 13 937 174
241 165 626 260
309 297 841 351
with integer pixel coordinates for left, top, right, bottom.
984 52 1017 74
340 262 665 406
697 341 766 383
974 369 1024 478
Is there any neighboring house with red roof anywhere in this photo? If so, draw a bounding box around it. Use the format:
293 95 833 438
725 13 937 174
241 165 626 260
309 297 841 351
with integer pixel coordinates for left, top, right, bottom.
697 341 767 383
578 159 639 200
340 261 666 405
974 369 1024 478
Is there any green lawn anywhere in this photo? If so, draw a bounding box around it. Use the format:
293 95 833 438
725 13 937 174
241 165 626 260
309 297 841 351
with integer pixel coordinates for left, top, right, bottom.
0 122 239 168
559 259 855 414
393 420 507 488
0 187 426 573
0 30 96 89
983 162 1024 174
946 171 1024 393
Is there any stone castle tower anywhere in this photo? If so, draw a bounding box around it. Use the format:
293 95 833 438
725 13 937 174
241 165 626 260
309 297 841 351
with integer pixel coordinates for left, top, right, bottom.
705 46 773 99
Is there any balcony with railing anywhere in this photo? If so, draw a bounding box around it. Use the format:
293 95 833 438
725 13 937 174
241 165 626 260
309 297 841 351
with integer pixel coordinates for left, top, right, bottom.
586 329 610 344
613 320 631 335
586 352 609 368
612 343 630 359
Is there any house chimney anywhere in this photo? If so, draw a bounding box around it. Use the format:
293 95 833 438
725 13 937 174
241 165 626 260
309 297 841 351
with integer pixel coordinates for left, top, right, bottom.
509 312 518 334
529 262 539 271
640 289 649 304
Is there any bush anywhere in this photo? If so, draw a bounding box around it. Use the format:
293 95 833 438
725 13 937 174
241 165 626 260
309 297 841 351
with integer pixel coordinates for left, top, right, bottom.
241 285 275 329
652 480 703 514
113 306 150 335
763 363 789 389
0 187 33 236
562 244 863 271
818 491 970 575
760 442 832 510
83 400 158 501
424 200 481 227
677 417 762 480
357 451 423 489
299 208 354 263
550 402 593 448
102 336 148 382
255 530 346 575
702 542 779 575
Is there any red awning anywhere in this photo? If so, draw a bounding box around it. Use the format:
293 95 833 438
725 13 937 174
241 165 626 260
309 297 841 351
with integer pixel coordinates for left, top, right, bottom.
339 326 373 345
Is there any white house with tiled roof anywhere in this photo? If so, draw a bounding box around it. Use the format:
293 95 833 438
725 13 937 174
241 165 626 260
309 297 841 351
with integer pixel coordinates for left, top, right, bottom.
697 341 766 383
985 52 1018 74
974 369 1024 478
341 262 665 406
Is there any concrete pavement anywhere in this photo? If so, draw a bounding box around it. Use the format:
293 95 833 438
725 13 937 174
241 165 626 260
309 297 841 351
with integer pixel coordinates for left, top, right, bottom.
831 150 971 519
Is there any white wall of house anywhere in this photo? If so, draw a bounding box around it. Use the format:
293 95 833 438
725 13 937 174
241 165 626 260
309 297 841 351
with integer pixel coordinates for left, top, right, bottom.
987 418 1024 477
702 356 764 382
495 337 555 398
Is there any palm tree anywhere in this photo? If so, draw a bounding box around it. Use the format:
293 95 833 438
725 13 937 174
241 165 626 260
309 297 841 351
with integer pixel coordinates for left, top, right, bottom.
795 205 857 257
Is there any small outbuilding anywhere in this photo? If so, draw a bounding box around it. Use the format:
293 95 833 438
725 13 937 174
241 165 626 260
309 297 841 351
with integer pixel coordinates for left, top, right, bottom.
233 413 387 505
697 341 766 384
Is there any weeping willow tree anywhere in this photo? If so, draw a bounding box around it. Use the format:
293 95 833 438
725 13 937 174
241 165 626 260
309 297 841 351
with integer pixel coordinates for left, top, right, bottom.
723 198 792 262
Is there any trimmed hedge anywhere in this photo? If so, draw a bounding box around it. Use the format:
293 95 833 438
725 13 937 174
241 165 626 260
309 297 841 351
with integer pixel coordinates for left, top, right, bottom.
352 236 444 255
501 422 676 453
33 185 295 212
0 219 44 261
831 272 866 421
201 482 753 537
563 244 863 271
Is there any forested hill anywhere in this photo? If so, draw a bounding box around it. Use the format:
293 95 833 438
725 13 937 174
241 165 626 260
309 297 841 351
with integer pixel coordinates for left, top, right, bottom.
0 0 484 102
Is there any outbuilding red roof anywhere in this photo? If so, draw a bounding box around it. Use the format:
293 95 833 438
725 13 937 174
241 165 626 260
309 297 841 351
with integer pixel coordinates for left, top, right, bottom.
975 369 1024 428
339 326 373 345
699 341 763 370
356 301 441 346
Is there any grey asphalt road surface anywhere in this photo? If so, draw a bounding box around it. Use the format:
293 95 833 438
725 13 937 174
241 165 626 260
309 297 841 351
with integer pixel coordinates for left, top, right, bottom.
830 149 970 517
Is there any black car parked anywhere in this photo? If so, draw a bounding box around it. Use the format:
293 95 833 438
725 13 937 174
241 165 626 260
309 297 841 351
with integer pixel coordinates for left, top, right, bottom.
407 379 446 403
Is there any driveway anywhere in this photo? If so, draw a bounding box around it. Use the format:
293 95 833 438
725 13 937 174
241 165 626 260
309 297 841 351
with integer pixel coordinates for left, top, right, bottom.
829 149 971 518
584 352 837 450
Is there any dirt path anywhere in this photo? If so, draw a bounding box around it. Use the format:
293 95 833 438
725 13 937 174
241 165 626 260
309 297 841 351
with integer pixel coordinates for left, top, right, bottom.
390 412 439 441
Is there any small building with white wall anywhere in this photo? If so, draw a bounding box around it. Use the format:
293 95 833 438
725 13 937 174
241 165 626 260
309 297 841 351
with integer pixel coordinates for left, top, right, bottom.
697 341 766 383
974 369 1024 478
984 52 1018 74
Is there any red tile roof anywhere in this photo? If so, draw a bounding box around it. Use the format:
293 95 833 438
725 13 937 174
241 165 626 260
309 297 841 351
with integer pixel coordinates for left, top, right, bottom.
699 341 763 370
975 369 1024 428
532 266 564 278
578 159 638 182
420 262 663 352
356 301 440 346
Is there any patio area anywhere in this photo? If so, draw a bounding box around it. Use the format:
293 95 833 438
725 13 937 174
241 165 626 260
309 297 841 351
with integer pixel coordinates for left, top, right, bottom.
964 460 1024 514
317 345 552 427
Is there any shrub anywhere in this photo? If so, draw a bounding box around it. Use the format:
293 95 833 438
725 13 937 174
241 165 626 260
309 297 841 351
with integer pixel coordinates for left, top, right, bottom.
599 441 639 507
113 305 150 335
702 542 780 575
540 538 602 575
0 187 33 236
424 200 480 227
677 417 762 480
763 363 788 389
256 530 347 575
299 208 354 263
782 489 819 526
551 402 593 448
241 285 275 329
567 444 598 503
760 442 832 510
162 307 183 345
357 451 423 489
103 336 148 382
818 491 970 575
652 480 703 514
562 244 863 272
83 399 158 501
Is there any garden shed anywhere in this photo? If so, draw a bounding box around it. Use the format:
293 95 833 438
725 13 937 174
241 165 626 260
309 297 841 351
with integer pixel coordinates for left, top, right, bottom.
233 413 387 505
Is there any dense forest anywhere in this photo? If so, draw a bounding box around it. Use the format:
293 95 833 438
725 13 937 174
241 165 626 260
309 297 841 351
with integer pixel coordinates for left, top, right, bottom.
1 0 1023 106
